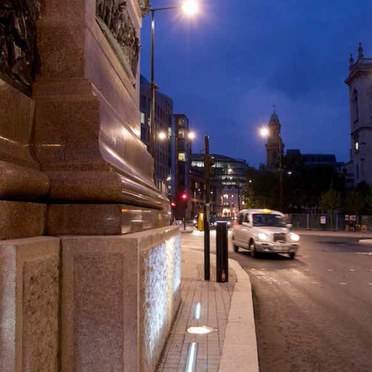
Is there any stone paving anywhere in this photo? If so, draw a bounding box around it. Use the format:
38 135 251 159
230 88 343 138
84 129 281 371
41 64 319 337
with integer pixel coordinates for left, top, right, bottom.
156 251 237 371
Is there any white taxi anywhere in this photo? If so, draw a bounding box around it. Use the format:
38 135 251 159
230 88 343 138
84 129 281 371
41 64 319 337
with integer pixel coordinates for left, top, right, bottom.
232 209 300 259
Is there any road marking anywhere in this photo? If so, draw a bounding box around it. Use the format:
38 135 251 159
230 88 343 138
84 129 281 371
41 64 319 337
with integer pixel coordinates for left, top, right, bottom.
349 269 356 272
327 269 334 272
340 282 347 285
368 283 372 286
356 252 372 255
311 282 320 285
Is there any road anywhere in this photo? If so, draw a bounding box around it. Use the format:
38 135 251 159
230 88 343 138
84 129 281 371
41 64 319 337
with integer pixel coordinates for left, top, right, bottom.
182 229 372 372
230 232 372 372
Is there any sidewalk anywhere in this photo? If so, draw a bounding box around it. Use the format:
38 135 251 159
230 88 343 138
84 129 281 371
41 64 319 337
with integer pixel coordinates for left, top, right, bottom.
156 246 259 371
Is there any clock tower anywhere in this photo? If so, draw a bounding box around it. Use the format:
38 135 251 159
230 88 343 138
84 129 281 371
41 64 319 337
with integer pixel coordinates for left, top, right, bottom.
265 111 284 169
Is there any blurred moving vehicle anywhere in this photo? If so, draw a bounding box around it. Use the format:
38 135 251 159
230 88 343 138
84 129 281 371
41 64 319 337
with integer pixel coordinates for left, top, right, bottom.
210 216 233 229
232 209 300 259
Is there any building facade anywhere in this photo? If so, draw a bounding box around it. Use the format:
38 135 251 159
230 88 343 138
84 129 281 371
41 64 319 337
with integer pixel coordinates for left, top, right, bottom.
140 75 173 193
345 43 372 185
191 154 249 217
173 114 194 219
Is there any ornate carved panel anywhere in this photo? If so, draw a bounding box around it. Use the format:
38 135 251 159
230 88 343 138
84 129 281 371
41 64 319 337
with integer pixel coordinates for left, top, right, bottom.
96 1 140 79
0 0 41 94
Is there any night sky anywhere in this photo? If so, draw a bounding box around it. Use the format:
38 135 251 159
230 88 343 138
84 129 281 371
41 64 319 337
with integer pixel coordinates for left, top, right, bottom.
140 0 372 167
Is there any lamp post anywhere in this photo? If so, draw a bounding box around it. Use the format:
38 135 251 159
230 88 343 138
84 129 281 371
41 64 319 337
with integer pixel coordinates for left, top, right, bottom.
149 1 199 158
204 135 211 281
259 126 283 211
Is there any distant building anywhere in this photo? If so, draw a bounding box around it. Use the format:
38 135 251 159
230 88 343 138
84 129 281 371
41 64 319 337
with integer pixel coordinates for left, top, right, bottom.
173 114 194 219
191 154 249 217
264 111 284 170
140 75 173 193
345 43 372 185
286 149 339 167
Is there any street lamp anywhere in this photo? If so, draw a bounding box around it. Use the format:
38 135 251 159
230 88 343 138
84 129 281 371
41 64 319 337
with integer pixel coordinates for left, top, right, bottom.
149 1 199 159
259 126 284 211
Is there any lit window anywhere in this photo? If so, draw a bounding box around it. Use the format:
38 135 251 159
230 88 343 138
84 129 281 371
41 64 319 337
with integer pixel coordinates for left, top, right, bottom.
140 112 145 124
355 141 359 152
178 152 186 161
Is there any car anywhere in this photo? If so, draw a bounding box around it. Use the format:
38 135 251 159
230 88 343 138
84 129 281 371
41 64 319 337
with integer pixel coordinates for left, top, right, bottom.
231 209 300 259
210 216 233 229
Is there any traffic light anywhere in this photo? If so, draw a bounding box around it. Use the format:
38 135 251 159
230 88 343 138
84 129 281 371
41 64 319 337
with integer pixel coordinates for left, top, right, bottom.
181 192 188 201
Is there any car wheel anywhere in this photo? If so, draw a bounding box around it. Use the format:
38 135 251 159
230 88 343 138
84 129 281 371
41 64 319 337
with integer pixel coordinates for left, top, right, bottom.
233 244 239 252
289 252 296 259
249 240 257 258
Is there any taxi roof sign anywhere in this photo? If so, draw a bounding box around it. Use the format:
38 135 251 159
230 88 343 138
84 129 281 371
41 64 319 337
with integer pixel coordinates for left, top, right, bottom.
262 209 272 214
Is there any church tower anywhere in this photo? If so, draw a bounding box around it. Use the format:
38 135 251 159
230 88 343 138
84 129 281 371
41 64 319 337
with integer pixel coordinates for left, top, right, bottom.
265 111 284 169
345 43 372 185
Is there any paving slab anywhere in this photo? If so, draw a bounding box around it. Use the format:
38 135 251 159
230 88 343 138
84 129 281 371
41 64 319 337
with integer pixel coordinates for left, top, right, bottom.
156 247 259 372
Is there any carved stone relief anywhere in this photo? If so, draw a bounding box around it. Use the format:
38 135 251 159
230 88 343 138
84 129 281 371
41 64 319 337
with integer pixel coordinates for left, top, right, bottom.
0 0 41 93
96 1 140 78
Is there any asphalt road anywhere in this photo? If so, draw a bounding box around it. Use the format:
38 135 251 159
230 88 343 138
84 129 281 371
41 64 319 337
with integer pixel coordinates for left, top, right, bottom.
230 233 372 372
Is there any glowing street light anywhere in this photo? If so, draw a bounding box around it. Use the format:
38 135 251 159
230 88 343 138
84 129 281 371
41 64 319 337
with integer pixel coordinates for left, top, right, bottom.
259 126 270 138
188 131 196 140
158 131 167 141
181 0 199 16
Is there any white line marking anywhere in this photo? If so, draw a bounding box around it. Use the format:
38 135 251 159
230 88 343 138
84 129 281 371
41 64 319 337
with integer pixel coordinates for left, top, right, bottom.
340 282 347 285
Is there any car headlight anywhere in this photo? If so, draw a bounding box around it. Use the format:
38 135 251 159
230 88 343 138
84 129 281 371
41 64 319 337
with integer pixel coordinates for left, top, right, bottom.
289 232 300 242
258 232 269 241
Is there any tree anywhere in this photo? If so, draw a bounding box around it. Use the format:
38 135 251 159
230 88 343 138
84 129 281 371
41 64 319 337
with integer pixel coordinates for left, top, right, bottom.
319 188 341 229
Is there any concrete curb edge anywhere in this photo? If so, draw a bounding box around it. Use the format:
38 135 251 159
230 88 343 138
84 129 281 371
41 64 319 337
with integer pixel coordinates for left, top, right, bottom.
218 258 259 372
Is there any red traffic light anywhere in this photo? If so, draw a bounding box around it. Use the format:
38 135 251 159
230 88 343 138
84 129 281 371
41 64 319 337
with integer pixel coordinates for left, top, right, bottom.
181 192 188 201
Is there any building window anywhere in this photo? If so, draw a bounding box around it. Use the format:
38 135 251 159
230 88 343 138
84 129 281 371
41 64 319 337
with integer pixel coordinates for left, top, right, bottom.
140 112 145 125
178 129 185 138
355 141 359 153
178 152 186 161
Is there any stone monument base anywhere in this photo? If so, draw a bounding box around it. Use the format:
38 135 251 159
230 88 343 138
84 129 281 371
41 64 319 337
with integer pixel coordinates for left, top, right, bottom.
0 201 47 239
47 203 169 235
0 227 181 372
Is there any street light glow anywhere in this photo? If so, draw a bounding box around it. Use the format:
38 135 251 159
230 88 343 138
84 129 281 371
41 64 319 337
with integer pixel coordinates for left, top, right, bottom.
259 126 270 138
181 0 199 16
158 131 167 140
188 131 196 140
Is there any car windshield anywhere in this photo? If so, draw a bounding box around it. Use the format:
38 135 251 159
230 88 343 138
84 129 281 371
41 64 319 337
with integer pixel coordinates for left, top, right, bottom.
216 217 231 222
252 213 284 227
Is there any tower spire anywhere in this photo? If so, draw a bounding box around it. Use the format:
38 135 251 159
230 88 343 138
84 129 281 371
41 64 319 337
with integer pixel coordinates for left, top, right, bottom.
358 42 364 59
349 53 354 66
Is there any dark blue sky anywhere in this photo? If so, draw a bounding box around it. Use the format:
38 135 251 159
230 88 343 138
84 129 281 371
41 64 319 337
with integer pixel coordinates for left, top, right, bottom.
140 0 372 167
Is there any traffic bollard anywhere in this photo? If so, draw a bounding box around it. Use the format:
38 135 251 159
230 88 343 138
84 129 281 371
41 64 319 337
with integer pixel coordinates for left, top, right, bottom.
216 222 228 282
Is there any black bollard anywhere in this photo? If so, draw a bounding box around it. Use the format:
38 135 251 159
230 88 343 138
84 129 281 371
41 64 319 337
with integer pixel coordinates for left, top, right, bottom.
216 222 229 282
